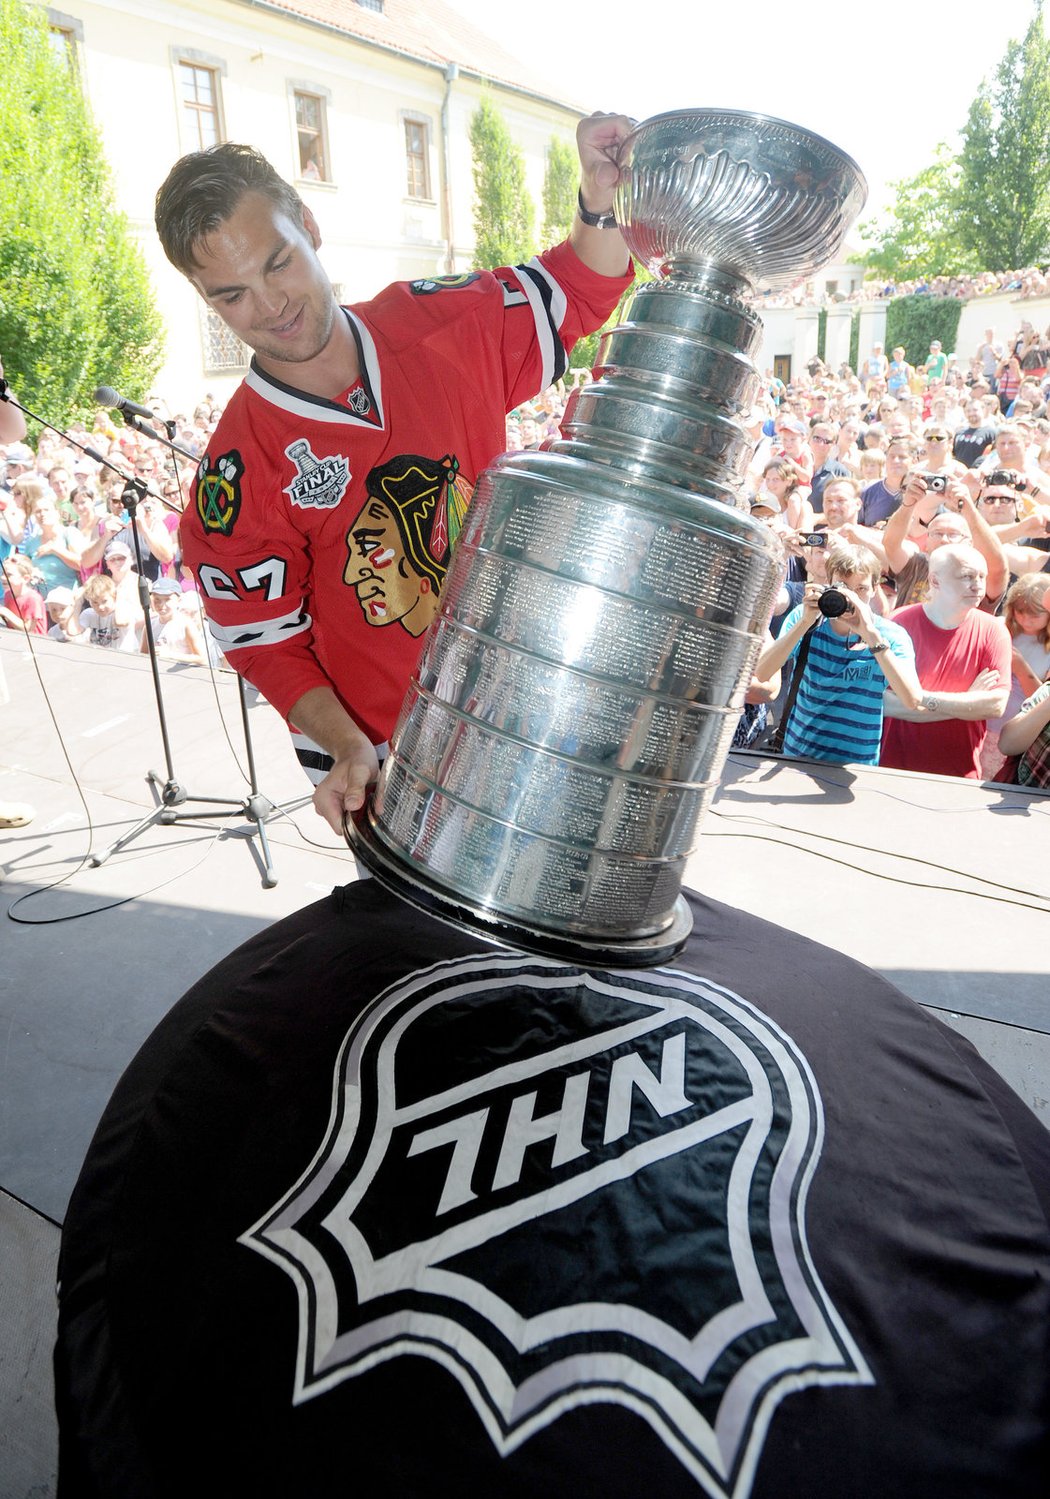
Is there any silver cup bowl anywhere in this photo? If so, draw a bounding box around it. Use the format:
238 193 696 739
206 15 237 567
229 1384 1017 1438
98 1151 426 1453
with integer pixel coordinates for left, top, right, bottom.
614 109 867 288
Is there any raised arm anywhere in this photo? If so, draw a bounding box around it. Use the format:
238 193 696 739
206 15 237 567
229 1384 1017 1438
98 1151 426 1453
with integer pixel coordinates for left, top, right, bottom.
881 473 928 572
569 113 633 279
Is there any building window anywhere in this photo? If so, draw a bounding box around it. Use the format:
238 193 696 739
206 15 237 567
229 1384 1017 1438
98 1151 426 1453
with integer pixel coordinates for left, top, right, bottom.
294 91 329 181
200 306 248 374
48 25 76 70
179 61 223 150
404 118 431 200
357 0 384 11
47 10 83 75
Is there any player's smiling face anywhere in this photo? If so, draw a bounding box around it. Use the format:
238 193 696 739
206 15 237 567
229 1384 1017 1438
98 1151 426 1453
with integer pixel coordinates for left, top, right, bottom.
191 192 337 370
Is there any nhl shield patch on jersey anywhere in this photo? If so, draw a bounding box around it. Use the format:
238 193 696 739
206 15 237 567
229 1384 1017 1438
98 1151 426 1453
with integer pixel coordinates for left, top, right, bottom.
195 451 244 535
284 439 351 509
242 955 871 1499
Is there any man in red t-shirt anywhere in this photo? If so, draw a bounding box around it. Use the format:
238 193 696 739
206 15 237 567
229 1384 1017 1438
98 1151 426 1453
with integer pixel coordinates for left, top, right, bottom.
155 115 635 833
881 545 1011 777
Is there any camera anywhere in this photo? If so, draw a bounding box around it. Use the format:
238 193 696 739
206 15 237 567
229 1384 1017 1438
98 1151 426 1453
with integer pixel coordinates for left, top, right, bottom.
817 586 850 618
801 532 827 548
986 468 1024 492
919 472 948 493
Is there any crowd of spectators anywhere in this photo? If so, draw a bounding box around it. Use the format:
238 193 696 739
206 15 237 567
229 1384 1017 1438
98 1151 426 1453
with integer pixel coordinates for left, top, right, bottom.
756 263 1050 308
4 324 1050 794
734 320 1050 787
0 395 222 668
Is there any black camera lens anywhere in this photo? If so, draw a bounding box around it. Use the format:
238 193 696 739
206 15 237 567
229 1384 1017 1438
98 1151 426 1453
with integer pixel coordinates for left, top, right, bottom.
818 586 849 618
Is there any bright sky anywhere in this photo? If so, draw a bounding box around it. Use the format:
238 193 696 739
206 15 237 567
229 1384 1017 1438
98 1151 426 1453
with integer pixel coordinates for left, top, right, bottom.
444 0 1038 227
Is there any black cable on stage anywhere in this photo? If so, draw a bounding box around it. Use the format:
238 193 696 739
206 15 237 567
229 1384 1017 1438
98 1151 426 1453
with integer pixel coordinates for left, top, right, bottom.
704 811 1050 914
726 751 1050 816
1 558 232 923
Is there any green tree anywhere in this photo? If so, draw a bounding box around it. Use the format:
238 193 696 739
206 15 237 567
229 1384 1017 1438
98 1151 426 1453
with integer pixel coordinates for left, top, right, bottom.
542 135 577 247
0 0 163 430
956 6 1050 269
469 97 536 268
884 296 963 367
853 147 977 281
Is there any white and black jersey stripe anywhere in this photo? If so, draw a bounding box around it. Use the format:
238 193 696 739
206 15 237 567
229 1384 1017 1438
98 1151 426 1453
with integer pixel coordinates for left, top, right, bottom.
513 258 570 389
206 604 312 654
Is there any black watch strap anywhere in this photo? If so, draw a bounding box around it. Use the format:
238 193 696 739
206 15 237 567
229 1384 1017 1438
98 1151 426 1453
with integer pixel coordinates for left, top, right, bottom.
576 188 618 230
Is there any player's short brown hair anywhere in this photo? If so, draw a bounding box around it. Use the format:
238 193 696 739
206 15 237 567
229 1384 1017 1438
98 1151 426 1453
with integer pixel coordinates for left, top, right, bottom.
155 143 305 276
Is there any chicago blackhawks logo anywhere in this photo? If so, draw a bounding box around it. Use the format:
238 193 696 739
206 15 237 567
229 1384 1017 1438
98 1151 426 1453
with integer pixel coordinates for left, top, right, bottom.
195 451 243 536
343 452 470 637
283 439 351 510
242 956 871 1499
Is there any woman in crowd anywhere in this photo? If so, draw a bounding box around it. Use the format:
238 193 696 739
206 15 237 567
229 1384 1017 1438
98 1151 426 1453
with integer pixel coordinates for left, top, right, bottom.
998 589 1050 789
995 351 1023 414
834 418 863 475
751 459 813 531
19 493 85 594
1003 573 1050 702
70 485 105 581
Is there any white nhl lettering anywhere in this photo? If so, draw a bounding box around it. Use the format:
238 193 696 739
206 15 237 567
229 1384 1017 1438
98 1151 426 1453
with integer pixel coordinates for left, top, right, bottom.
603 1032 691 1145
412 1035 694 1217
492 1071 590 1192
407 1107 489 1216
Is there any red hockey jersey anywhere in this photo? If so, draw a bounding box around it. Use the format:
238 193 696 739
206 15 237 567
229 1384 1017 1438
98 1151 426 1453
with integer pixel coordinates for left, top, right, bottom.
180 241 632 747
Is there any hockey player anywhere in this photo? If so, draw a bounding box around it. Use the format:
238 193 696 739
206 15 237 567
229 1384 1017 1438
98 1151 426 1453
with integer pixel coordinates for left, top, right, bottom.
154 114 634 832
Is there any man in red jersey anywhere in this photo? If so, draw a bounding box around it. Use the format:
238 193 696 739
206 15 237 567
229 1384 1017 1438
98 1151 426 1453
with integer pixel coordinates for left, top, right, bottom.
881 544 1011 777
155 115 634 831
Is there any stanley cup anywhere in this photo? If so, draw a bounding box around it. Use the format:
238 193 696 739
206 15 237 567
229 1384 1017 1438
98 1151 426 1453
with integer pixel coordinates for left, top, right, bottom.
349 109 867 964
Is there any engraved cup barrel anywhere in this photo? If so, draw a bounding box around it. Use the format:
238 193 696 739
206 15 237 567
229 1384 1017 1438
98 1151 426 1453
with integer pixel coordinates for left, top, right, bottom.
351 110 866 964
361 453 782 958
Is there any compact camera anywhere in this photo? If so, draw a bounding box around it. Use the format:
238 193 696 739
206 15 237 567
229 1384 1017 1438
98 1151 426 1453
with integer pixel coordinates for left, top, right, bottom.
919 472 949 493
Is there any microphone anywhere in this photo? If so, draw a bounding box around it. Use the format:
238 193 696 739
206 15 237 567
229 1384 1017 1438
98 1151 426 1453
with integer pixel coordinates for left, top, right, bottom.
94 386 156 422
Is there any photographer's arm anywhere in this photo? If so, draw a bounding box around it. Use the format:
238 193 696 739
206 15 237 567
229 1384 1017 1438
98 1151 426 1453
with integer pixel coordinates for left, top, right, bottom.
882 475 926 572
755 589 821 682
999 685 1050 756
958 490 1008 601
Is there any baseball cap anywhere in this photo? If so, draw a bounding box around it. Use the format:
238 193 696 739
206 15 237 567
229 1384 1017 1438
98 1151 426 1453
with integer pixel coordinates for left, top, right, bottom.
149 578 182 596
45 586 75 606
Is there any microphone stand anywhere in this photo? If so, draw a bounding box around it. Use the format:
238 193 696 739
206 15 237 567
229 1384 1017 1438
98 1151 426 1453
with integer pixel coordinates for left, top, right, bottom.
0 381 309 887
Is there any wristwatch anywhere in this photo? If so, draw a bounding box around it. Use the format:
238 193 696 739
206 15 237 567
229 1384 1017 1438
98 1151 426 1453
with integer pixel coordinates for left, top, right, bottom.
868 640 890 655
576 188 618 230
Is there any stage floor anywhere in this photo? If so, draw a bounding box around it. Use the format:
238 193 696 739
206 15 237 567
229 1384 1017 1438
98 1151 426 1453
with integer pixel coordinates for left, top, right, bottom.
2 631 1049 1495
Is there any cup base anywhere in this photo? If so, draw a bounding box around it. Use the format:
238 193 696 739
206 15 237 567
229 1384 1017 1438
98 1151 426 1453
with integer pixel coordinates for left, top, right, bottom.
347 809 694 969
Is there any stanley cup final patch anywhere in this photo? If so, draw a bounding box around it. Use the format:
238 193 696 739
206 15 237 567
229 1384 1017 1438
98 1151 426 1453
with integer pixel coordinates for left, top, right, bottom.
241 956 872 1499
284 438 351 510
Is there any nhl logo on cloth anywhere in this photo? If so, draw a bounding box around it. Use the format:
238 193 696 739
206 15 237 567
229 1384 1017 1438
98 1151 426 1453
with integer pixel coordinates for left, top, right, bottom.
283 438 351 509
242 955 871 1499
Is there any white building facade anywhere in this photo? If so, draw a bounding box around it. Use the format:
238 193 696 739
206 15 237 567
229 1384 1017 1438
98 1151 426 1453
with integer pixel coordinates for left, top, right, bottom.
41 0 584 407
